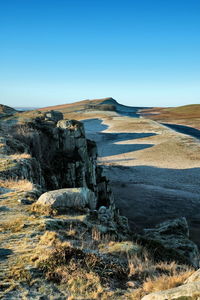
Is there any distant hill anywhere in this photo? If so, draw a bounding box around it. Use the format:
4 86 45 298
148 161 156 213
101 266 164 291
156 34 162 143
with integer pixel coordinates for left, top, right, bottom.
141 104 200 130
38 97 148 120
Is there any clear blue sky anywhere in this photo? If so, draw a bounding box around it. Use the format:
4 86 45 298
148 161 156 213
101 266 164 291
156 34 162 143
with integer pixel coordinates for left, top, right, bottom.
0 0 200 108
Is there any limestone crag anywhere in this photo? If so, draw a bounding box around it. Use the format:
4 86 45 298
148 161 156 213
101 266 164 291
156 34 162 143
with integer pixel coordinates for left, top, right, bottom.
3 111 114 210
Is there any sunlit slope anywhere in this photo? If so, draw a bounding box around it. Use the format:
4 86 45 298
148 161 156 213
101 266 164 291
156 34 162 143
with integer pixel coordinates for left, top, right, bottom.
37 97 146 120
141 104 200 129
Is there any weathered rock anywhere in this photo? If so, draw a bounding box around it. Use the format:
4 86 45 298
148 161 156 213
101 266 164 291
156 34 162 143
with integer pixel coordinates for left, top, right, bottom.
144 217 189 237
57 119 85 137
0 157 45 187
6 113 115 210
44 110 63 122
185 268 200 283
98 206 113 224
142 281 200 300
140 217 199 267
18 199 34 205
36 187 96 211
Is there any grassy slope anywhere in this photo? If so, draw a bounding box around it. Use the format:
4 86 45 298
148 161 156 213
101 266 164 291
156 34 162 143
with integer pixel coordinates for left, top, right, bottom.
37 97 121 120
141 104 200 129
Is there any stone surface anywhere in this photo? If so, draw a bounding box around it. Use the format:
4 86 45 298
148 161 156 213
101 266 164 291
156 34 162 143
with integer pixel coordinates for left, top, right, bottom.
36 187 96 211
44 110 63 122
140 217 199 267
2 112 115 212
142 282 200 300
185 269 200 283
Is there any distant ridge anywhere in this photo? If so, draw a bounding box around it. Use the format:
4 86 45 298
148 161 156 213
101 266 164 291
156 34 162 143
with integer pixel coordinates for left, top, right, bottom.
38 97 117 111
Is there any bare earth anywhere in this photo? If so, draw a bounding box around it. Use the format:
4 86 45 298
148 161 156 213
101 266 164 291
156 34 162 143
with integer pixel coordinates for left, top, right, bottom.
82 112 200 246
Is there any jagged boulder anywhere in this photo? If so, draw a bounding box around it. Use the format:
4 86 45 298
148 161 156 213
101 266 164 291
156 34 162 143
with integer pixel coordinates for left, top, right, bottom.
44 110 63 122
139 217 199 268
36 187 96 211
142 281 200 300
57 119 85 138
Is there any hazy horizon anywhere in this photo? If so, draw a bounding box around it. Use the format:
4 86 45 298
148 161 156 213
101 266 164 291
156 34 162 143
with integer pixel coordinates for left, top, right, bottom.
1 0 200 108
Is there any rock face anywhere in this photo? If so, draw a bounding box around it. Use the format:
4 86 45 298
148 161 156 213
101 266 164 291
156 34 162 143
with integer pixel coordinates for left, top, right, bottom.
44 110 63 122
6 111 114 210
139 217 199 268
36 187 96 211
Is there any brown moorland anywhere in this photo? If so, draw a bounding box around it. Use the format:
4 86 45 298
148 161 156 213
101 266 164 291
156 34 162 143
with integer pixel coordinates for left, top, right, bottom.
140 104 200 130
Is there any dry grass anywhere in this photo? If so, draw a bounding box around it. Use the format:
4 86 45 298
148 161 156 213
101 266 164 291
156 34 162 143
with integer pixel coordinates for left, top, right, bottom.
0 216 26 233
91 226 102 241
143 269 194 293
142 104 200 129
91 226 117 244
99 241 141 257
0 179 34 191
32 233 127 297
125 258 194 299
56 267 103 298
31 203 58 216
66 224 77 237
9 264 32 284
10 153 31 159
38 231 61 247
0 158 16 172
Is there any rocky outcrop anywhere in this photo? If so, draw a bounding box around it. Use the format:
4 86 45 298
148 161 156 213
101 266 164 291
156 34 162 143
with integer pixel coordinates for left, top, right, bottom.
7 111 114 210
36 187 96 211
44 110 63 122
138 217 199 268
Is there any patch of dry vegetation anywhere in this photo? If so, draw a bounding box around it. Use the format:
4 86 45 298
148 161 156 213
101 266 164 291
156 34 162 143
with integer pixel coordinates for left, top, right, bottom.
31 203 58 216
0 179 33 191
141 104 200 129
0 158 17 172
142 269 194 293
0 215 35 233
10 153 31 159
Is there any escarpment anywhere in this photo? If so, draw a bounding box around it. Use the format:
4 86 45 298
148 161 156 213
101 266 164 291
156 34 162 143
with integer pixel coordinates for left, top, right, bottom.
1 110 115 211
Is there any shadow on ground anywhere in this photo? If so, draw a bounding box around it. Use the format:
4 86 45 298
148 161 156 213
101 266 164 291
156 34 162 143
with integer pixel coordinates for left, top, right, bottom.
0 248 13 260
102 165 200 247
162 123 200 140
82 118 157 157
